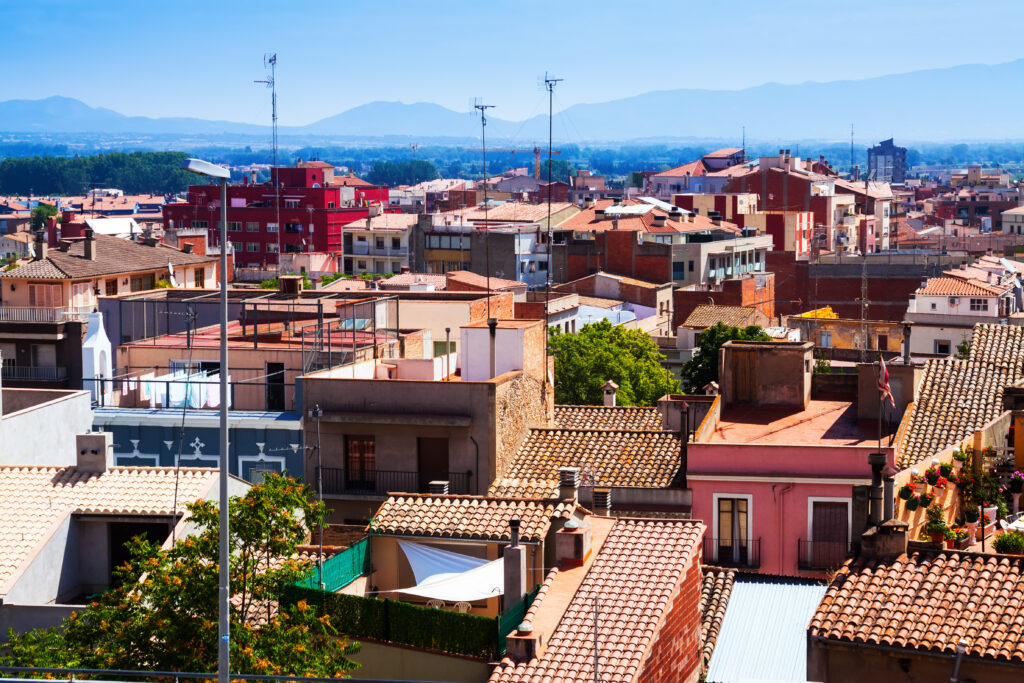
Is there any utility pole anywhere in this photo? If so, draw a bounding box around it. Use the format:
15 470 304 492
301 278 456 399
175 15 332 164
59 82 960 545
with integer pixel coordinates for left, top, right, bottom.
255 54 280 269
543 72 562 406
474 99 495 319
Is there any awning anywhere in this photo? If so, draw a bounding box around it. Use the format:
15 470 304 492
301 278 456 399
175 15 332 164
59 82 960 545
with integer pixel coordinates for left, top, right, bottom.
394 540 504 603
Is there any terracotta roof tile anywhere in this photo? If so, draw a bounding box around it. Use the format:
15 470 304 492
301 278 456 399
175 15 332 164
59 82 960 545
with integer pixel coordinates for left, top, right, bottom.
699 566 736 670
683 305 767 329
0 233 214 280
651 160 709 179
809 551 1024 662
554 405 663 431
489 428 682 498
367 494 576 542
489 518 704 683
899 324 1024 468
916 276 1006 297
0 465 217 590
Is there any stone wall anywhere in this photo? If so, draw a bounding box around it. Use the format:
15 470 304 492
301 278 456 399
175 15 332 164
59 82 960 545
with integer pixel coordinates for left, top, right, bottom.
494 372 551 480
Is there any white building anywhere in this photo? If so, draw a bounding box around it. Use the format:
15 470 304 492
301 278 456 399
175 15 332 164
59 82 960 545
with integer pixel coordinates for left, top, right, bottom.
905 275 1016 356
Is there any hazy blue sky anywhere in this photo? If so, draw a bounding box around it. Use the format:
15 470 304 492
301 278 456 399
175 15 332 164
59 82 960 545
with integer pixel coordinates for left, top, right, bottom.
3 0 1024 125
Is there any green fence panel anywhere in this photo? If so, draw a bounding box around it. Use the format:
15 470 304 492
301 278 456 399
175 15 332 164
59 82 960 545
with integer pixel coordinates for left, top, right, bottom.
296 538 371 591
496 584 541 655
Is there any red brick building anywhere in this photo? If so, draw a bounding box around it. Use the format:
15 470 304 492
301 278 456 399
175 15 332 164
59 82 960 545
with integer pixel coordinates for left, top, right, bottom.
674 272 776 328
163 166 392 268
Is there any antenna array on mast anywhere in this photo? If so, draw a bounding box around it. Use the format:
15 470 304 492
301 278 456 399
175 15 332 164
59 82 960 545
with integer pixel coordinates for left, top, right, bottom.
254 53 278 167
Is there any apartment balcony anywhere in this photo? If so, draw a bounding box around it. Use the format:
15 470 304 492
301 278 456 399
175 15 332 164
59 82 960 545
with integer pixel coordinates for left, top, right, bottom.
1 365 68 382
797 539 852 571
702 537 761 569
318 467 471 497
0 306 91 323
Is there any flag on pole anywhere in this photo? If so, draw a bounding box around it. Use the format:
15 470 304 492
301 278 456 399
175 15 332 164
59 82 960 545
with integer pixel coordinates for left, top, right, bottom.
878 353 895 407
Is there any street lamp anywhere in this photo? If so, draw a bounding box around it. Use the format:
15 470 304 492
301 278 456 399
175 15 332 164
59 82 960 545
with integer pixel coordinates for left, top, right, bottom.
181 157 231 683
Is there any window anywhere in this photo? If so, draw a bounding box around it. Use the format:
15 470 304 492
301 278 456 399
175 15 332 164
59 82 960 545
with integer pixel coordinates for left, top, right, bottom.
243 222 257 232
375 238 385 249
392 238 401 249
31 343 56 368
266 243 279 254
70 282 91 307
105 279 118 296
935 339 951 355
284 222 302 234
357 260 367 270
28 283 61 308
266 223 279 233
230 241 243 254
672 261 685 279
819 331 832 347
930 302 937 311
130 274 155 292
970 298 989 311
805 499 851 570
327 202 335 209
191 220 209 229
284 199 301 209
194 268 205 288
345 436 376 490
246 242 260 253
715 496 750 566
688 260 694 272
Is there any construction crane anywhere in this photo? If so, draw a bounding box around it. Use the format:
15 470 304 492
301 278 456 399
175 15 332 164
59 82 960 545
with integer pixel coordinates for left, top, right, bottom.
460 146 562 180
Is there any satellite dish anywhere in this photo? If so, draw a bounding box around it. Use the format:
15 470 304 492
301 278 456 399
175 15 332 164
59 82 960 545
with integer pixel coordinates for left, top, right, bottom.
312 183 321 188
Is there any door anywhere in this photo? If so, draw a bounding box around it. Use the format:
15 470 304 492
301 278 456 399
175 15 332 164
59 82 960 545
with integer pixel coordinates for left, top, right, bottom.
877 334 888 352
731 350 756 403
345 436 376 492
717 497 749 566
811 501 849 569
265 362 285 411
417 437 450 492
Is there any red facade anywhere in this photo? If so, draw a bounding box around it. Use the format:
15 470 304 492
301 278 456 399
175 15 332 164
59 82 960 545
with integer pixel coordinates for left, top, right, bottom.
162 166 392 267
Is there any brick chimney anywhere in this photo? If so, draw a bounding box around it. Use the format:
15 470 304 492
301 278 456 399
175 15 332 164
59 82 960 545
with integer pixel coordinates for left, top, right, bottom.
33 228 47 260
602 380 618 407
84 228 96 260
502 518 527 611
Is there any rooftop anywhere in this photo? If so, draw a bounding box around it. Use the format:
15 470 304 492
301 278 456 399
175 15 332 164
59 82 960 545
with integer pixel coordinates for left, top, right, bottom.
683 305 766 329
809 550 1024 663
0 465 218 590
367 494 577 543
441 202 578 224
700 566 736 671
899 324 1024 467
916 276 1006 297
447 270 526 292
489 428 682 498
0 233 214 280
709 400 891 446
490 518 704 683
553 405 663 431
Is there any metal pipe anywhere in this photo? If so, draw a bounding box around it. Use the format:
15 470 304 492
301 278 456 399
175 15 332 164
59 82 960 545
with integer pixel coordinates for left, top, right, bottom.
218 176 230 683
313 403 324 589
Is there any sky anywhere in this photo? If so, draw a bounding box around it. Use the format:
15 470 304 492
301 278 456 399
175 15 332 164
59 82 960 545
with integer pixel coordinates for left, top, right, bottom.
3 0 1024 126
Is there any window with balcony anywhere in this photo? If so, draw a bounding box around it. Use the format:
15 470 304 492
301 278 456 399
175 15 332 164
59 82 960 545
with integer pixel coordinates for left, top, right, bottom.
28 283 61 308
801 499 850 570
714 495 751 566
345 436 376 490
392 238 401 249
375 238 385 249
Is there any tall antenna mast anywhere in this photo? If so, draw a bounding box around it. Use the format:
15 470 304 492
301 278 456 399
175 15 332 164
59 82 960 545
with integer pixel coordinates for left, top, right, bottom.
850 124 854 176
543 72 562 406
255 54 281 267
741 125 746 160
474 98 495 319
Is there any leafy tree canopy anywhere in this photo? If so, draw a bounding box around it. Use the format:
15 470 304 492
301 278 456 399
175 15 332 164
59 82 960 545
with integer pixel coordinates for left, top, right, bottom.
0 152 195 195
680 322 771 393
29 204 58 232
365 160 439 186
549 319 679 406
1 474 359 678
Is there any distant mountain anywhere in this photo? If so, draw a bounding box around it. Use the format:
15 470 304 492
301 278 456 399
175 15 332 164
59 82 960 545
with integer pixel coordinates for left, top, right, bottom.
4 60 1024 142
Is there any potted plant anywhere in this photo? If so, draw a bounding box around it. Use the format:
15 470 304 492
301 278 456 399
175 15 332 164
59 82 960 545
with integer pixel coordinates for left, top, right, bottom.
918 492 935 507
1011 471 1024 494
939 462 954 478
992 530 1024 555
899 483 914 500
905 494 920 511
925 505 948 543
949 527 971 549
964 506 980 524
924 466 940 486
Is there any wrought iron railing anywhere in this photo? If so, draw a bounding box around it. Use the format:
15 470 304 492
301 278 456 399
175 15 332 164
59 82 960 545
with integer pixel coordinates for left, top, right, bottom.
797 539 852 571
0 306 91 323
2 365 68 381
702 537 761 569
318 467 472 496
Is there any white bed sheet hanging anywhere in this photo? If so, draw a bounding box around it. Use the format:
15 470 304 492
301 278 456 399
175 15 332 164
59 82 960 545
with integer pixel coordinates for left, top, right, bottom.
395 540 504 602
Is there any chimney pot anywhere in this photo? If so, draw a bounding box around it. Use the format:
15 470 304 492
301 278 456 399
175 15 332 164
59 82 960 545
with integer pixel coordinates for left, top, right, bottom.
558 466 580 502
76 432 113 473
182 242 194 254
593 488 611 515
602 380 619 407
427 480 449 495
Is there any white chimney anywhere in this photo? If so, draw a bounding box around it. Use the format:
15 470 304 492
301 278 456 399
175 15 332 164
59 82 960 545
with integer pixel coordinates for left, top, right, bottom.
76 432 113 474
602 380 619 406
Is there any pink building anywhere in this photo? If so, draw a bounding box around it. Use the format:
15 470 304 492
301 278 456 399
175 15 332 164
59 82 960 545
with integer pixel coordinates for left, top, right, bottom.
687 341 900 576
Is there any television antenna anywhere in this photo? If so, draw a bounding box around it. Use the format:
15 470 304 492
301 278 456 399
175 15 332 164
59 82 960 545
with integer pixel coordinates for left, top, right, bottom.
255 53 281 268
542 72 562 407
472 97 495 318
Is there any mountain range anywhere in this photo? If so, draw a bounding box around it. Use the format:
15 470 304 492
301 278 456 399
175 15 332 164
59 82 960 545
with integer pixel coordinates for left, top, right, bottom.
3 59 1024 143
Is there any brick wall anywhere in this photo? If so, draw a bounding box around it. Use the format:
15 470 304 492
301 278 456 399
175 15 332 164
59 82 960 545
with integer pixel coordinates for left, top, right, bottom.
637 551 702 683
493 372 551 479
673 273 776 329
563 232 672 284
467 292 515 322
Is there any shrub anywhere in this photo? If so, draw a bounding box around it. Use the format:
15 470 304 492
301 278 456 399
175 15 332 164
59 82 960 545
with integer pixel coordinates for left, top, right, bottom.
992 530 1024 554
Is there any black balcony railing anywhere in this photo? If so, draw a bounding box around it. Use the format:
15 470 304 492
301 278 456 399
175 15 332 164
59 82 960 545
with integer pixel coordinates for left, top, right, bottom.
2 365 68 382
702 537 761 569
318 467 472 497
798 539 852 571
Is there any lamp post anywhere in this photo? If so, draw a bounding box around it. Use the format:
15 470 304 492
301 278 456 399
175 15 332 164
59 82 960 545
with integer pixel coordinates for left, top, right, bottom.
181 157 231 683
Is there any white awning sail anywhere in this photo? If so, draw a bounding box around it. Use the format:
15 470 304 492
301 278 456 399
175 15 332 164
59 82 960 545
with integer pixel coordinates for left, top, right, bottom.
394 540 504 602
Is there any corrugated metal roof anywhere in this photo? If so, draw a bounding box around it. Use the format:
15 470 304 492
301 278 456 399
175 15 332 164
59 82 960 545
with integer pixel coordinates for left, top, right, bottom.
705 576 827 683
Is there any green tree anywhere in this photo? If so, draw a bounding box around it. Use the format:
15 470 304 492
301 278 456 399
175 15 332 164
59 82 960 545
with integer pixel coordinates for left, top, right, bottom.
680 322 771 393
29 204 57 232
955 339 970 360
1 474 359 677
549 319 679 406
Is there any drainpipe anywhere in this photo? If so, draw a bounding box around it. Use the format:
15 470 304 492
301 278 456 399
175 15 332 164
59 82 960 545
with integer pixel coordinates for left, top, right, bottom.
950 639 968 682
470 435 481 495
445 327 451 381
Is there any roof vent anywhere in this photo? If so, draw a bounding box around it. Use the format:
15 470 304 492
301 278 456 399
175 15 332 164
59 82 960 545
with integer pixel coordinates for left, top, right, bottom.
427 480 449 495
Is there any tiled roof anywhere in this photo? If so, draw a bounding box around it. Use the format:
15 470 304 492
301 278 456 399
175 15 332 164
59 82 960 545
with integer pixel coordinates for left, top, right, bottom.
560 200 739 236
0 233 215 280
553 405 663 431
899 324 1024 468
490 518 704 683
0 465 217 590
700 566 736 670
683 305 766 329
367 494 576 542
916 276 1006 297
651 160 708 179
377 272 448 288
703 148 743 159
443 202 577 224
446 270 525 292
809 551 1024 662
490 428 683 498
